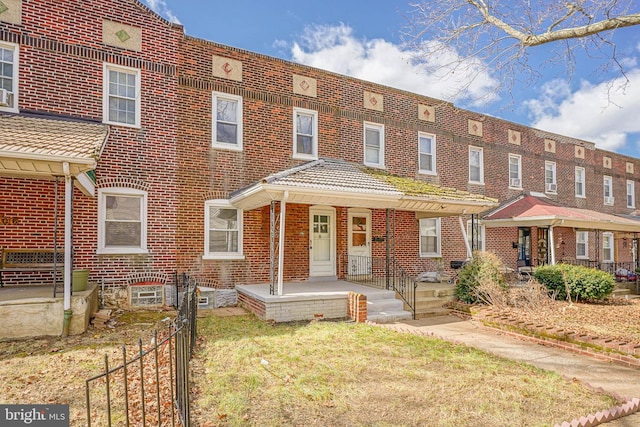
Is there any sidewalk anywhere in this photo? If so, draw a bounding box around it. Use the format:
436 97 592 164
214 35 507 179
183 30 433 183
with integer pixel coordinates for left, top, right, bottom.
385 315 640 426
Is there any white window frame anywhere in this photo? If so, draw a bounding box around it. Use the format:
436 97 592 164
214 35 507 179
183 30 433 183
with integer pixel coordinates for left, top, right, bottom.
293 107 318 160
467 220 485 251
204 200 244 260
602 232 614 263
603 175 614 205
545 161 557 194
103 63 141 128
627 180 636 208
363 122 385 168
0 41 19 113
212 92 243 151
575 167 586 198
418 132 436 175
469 146 484 184
419 218 441 257
97 188 148 255
508 154 522 189
576 230 588 259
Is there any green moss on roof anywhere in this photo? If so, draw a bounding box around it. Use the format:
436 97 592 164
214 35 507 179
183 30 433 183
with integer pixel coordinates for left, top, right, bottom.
363 168 497 202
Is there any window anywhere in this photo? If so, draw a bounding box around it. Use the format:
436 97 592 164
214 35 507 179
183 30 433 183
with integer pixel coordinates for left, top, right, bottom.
98 188 148 254
508 154 522 188
602 232 614 263
0 42 18 112
212 92 243 150
575 167 586 198
418 132 436 174
364 122 384 168
545 161 557 193
627 180 636 208
603 176 614 205
419 218 441 257
576 231 588 259
103 63 141 127
467 220 485 251
293 107 318 159
204 200 243 259
469 146 484 184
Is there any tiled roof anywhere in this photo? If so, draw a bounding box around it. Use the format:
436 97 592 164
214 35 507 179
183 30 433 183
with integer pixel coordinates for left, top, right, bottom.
262 159 402 196
0 113 108 159
262 159 496 202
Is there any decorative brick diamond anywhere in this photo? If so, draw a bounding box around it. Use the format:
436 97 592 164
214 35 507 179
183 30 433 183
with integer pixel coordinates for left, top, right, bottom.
577 148 582 156
424 109 431 117
222 62 234 74
473 124 478 132
548 142 552 149
369 96 378 106
512 134 517 141
299 80 310 91
115 29 131 43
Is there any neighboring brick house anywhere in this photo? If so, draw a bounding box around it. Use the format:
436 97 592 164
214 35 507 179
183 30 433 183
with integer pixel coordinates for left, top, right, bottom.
1 0 640 320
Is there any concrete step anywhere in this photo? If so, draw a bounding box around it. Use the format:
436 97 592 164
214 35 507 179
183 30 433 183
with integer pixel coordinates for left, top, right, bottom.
368 297 405 312
367 310 413 324
613 288 632 297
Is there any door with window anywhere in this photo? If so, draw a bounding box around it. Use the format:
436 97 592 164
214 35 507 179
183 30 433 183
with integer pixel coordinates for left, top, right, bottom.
348 210 371 275
309 207 336 277
518 227 531 266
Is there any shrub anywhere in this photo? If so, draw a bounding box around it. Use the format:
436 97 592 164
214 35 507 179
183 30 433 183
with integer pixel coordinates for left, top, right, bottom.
455 251 508 304
533 264 615 301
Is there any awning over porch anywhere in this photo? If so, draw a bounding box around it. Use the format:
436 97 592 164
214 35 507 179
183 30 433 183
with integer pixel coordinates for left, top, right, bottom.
230 158 498 216
0 113 109 195
482 193 640 233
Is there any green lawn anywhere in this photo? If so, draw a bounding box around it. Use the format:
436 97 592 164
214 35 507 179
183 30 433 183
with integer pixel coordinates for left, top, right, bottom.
191 315 619 427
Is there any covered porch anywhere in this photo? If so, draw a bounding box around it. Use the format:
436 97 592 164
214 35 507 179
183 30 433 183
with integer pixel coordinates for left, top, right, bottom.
0 112 109 337
230 159 498 322
482 193 640 279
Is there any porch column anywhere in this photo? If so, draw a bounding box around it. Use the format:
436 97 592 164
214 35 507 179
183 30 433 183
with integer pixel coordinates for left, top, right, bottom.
62 162 73 336
458 216 472 259
548 226 556 265
277 192 288 296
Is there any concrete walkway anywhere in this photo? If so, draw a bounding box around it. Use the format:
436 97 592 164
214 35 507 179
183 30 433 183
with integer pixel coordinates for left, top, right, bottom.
387 315 640 426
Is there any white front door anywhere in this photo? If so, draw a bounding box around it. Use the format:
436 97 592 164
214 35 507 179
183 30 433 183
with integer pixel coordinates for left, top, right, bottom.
348 209 371 274
309 207 336 277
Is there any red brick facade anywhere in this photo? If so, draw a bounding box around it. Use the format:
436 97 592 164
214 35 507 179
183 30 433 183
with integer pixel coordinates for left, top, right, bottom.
1 0 638 288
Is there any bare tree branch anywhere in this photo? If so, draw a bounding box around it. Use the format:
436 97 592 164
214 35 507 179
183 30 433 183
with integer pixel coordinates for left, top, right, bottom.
402 0 639 105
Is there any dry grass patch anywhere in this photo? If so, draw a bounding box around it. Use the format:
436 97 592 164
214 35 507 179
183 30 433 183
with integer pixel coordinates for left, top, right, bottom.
191 315 619 427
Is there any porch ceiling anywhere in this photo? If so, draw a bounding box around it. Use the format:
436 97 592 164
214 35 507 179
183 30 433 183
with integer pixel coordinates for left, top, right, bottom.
230 158 498 216
0 113 108 180
482 193 640 233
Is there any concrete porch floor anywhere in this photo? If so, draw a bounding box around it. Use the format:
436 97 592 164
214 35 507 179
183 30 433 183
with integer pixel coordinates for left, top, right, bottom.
0 285 64 302
236 280 397 302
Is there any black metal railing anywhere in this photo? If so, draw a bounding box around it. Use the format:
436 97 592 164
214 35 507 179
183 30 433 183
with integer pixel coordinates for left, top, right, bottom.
85 273 198 426
341 255 417 319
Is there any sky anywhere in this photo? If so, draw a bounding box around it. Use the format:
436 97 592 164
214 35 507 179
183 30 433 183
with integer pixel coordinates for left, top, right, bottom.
144 0 640 158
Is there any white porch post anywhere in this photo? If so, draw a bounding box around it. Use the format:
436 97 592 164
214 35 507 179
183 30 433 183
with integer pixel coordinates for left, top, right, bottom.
459 216 472 259
549 226 556 265
277 192 288 296
62 162 73 336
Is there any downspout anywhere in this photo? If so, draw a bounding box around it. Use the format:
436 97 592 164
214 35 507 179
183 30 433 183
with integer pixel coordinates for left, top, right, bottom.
548 225 556 265
61 162 73 337
277 192 288 296
458 215 472 260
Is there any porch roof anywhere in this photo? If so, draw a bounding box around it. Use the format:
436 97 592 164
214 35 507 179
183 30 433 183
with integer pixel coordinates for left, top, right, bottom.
0 112 108 180
482 193 640 233
230 158 498 216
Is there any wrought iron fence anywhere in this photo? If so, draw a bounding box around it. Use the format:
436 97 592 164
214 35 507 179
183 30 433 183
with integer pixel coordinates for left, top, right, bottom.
85 273 198 426
341 255 417 319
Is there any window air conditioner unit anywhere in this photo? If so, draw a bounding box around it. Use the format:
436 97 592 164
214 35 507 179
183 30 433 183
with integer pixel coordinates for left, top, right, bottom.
0 89 8 106
546 183 557 192
510 178 521 188
605 196 614 205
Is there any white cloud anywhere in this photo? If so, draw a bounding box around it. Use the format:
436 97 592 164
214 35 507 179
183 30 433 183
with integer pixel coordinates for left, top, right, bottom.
286 24 499 107
144 0 181 24
526 70 640 152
